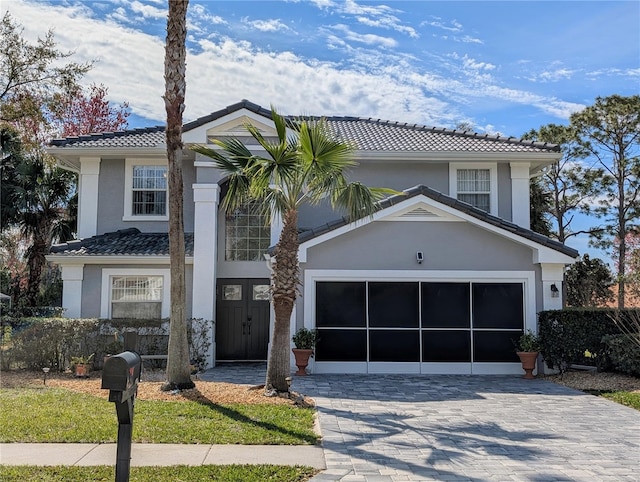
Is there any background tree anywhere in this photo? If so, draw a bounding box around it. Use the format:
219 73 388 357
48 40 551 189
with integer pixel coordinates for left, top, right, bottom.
162 0 194 391
192 108 395 393
572 95 640 308
564 254 614 307
0 12 91 127
1 14 129 310
522 124 600 243
529 176 552 236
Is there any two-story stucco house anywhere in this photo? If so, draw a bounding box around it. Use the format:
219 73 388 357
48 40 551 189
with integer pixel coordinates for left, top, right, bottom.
47 99 577 375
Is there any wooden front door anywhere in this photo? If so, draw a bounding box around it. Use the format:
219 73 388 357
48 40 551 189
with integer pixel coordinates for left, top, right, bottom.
216 278 270 361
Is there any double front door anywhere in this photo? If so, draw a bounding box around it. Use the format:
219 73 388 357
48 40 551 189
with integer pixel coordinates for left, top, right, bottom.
216 278 271 361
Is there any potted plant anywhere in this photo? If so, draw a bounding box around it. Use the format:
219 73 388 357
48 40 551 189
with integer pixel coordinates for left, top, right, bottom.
515 330 540 379
71 353 94 378
292 328 317 376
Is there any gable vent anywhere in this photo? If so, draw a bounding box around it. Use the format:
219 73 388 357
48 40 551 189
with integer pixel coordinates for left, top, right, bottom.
400 206 438 218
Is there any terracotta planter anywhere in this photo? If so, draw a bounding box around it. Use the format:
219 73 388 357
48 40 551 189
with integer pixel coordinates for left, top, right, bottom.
74 363 89 378
292 348 313 376
516 351 538 379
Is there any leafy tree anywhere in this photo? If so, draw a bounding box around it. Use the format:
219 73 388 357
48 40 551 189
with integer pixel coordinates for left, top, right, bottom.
529 176 552 236
522 124 601 243
571 95 640 308
162 0 194 390
0 11 91 128
54 83 130 137
565 254 614 307
192 108 395 393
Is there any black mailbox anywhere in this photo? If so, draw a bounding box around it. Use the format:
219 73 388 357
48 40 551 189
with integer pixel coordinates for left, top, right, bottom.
101 351 142 482
102 351 142 403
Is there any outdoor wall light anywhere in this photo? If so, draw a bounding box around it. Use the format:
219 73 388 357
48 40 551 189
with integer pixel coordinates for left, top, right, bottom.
416 251 424 264
550 283 560 298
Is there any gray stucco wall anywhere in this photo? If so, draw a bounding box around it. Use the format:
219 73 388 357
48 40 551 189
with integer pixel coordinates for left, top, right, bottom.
497 163 512 221
303 221 533 271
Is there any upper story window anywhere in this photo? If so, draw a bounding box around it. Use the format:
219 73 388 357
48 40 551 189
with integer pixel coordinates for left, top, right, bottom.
225 203 270 261
457 169 491 212
132 166 167 215
124 159 168 221
450 163 498 215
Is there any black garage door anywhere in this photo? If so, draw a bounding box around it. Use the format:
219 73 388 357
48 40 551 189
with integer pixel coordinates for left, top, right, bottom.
315 281 524 364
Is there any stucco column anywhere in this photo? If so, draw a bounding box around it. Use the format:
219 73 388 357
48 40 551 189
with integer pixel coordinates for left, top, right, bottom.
192 183 219 367
540 263 564 311
61 265 84 318
78 157 101 239
510 162 530 229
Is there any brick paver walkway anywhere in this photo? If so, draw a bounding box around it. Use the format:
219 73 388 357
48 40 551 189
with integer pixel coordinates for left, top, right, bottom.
204 366 640 481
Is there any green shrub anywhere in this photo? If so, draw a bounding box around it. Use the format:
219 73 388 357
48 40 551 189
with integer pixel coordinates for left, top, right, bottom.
602 334 640 376
538 309 622 373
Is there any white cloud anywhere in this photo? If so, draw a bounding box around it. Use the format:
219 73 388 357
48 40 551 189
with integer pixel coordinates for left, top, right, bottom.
330 24 397 49
130 1 166 20
243 18 291 33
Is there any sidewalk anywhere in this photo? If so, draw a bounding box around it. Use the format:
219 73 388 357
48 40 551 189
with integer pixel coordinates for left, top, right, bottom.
0 443 326 468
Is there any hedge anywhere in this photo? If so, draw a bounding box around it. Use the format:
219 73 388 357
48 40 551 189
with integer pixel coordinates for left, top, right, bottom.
538 308 631 374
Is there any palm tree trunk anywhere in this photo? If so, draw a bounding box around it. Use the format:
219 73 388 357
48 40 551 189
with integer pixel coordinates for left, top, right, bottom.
265 209 299 393
25 236 47 307
162 0 193 390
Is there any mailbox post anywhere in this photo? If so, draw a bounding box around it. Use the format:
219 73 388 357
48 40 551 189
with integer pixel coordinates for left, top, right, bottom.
101 351 142 482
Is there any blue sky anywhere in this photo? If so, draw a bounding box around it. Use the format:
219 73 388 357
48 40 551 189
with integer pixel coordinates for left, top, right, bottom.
6 0 640 260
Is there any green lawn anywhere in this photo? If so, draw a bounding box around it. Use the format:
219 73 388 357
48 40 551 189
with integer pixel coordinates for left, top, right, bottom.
0 465 318 481
600 391 640 410
0 388 318 445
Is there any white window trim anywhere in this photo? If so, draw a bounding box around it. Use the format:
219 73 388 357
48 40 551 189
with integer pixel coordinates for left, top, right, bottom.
101 268 171 318
449 162 498 216
123 158 169 221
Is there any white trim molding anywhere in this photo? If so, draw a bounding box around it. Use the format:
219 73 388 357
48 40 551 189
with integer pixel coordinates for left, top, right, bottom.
61 265 84 318
510 162 531 228
78 158 101 239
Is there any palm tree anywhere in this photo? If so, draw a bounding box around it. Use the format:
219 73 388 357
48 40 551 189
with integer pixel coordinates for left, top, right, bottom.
162 0 193 390
192 107 395 393
8 153 75 307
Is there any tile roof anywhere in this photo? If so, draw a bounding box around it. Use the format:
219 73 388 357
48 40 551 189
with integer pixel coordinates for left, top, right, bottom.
49 99 559 154
298 185 579 258
50 228 194 257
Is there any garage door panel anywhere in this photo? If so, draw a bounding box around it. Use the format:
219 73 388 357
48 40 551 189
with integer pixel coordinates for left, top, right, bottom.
422 330 471 362
472 283 523 329
315 329 367 361
369 282 419 328
473 331 522 362
316 282 366 327
370 330 419 362
422 282 470 328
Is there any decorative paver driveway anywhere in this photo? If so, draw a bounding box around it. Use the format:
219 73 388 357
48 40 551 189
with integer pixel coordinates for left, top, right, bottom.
202 367 640 481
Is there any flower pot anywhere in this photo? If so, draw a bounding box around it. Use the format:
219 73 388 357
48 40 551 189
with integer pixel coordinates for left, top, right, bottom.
292 348 313 376
74 363 89 378
516 351 538 379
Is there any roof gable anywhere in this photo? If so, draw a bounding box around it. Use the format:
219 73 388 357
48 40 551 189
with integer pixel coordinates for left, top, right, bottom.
298 185 578 263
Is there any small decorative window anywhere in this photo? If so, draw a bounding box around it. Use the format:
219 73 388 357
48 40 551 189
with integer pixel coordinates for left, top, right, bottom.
132 165 167 216
111 275 163 319
456 168 491 212
225 203 271 261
